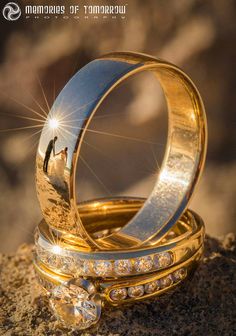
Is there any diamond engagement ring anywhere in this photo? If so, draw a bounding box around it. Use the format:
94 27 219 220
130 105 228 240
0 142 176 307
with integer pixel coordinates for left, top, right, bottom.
34 198 204 330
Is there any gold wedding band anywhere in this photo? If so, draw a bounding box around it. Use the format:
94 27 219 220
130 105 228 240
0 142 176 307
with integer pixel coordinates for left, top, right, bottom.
36 52 207 250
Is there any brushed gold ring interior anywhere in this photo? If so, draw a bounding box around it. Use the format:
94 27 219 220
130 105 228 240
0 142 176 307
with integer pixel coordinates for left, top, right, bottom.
36 52 207 250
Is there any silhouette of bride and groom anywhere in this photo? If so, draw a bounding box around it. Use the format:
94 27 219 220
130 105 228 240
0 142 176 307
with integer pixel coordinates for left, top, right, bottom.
43 136 68 189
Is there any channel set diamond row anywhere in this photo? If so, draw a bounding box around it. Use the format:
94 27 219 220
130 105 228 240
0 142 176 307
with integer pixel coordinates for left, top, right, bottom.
109 267 187 302
36 245 174 277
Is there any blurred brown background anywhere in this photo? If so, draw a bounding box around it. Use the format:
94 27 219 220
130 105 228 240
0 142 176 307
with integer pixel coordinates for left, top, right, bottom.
0 0 236 253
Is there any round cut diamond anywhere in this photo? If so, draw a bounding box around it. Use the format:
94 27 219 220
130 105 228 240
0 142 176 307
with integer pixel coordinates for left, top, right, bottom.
81 260 91 275
93 260 112 276
49 280 100 330
60 256 76 274
173 268 186 282
144 280 159 294
134 256 153 273
110 288 127 301
36 245 47 262
45 252 62 269
160 274 173 288
74 259 86 276
114 259 132 275
128 285 144 298
154 252 173 269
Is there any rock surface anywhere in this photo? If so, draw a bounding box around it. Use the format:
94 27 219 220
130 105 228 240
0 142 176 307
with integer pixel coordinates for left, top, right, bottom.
0 235 236 336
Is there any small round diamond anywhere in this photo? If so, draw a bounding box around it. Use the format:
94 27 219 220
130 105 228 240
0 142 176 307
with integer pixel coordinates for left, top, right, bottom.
36 245 50 265
128 285 144 298
93 260 112 276
82 260 91 274
114 259 132 275
173 268 187 282
156 279 161 290
134 256 153 273
60 256 75 274
160 274 173 288
74 259 87 276
144 281 159 294
44 253 62 269
49 280 101 330
153 252 173 269
110 288 127 301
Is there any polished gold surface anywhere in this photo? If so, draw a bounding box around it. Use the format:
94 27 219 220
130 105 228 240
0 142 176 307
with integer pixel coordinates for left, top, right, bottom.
35 198 204 279
36 52 207 250
34 194 205 330
34 245 203 306
34 53 207 330
38 197 199 247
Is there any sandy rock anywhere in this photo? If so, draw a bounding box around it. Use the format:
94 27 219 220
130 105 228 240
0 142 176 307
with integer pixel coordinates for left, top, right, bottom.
0 235 235 336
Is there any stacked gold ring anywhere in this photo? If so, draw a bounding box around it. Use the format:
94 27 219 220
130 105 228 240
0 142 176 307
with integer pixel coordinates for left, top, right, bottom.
33 52 207 330
35 199 204 278
34 198 204 329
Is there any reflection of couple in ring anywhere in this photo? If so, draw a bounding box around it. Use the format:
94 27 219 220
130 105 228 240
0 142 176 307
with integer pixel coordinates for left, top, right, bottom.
43 136 68 189
43 136 57 173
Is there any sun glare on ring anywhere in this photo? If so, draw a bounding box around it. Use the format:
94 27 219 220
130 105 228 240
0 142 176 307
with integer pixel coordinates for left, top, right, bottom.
48 117 59 130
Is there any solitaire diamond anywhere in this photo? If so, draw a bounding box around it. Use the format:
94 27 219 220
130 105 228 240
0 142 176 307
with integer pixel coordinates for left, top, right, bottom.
49 280 100 330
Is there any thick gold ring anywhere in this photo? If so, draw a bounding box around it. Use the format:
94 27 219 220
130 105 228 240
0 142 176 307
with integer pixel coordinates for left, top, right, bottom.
36 52 207 250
